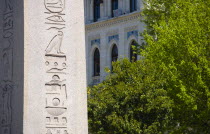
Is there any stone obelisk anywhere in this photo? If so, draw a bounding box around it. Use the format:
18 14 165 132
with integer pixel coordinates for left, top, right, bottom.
0 0 88 133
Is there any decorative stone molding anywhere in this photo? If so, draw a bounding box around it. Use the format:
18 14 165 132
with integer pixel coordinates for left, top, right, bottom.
106 29 119 37
86 11 141 31
91 39 101 46
125 25 138 32
127 30 138 39
108 35 119 43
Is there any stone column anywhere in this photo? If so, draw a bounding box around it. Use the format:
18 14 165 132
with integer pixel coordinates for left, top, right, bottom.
137 0 141 11
119 28 126 58
100 3 105 20
122 0 126 14
87 37 92 85
107 0 112 18
139 0 144 11
90 0 94 22
123 0 126 14
86 0 90 23
0 0 88 134
125 0 130 13
104 0 108 19
87 0 94 23
97 31 106 81
100 32 107 82
119 0 123 14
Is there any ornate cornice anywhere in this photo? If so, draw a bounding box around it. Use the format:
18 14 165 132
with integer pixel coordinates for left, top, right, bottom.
85 11 141 31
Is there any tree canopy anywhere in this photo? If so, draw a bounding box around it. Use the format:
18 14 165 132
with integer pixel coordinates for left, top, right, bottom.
142 0 210 132
88 59 174 134
88 0 210 133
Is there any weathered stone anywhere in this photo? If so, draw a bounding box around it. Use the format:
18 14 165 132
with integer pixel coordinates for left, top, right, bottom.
0 0 88 133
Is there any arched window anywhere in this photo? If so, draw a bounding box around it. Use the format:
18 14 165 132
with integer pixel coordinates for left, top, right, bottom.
111 44 118 62
111 44 118 71
112 0 118 17
130 41 138 62
94 0 101 22
130 0 137 12
93 48 100 76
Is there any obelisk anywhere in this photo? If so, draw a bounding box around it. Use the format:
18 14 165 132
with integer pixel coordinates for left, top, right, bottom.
0 0 88 133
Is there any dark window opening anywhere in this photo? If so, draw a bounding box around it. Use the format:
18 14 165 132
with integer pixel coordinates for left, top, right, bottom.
130 0 137 12
111 44 118 62
112 0 118 17
130 41 138 62
93 48 100 76
94 0 101 22
111 44 118 70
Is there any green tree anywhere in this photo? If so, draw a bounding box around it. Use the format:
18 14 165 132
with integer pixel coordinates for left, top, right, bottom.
88 0 210 133
142 0 210 133
88 59 174 134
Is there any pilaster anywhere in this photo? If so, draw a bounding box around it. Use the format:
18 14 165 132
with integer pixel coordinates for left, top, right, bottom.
100 32 107 82
137 0 141 11
125 0 130 13
107 0 112 18
86 0 90 23
90 0 94 22
99 3 105 20
119 0 123 13
119 27 126 58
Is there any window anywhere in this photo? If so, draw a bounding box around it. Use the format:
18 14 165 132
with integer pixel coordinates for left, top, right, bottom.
111 44 118 62
94 0 101 22
93 48 100 76
111 44 118 70
112 0 118 17
130 41 138 62
130 0 137 12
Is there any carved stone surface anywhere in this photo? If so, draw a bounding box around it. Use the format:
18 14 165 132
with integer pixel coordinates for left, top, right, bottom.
0 0 14 133
44 0 70 133
108 34 119 43
44 0 65 13
127 30 138 39
91 39 100 46
0 0 87 133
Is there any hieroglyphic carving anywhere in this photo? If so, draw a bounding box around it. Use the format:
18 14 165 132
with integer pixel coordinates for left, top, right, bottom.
0 81 13 134
44 0 66 30
44 0 69 133
1 0 14 134
47 15 65 23
45 55 67 74
44 0 65 13
45 31 64 54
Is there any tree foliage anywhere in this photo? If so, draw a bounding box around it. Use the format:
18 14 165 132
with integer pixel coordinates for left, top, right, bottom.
142 0 210 133
88 0 210 133
88 59 174 134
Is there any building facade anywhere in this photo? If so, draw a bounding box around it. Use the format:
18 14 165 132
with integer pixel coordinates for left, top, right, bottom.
84 0 144 85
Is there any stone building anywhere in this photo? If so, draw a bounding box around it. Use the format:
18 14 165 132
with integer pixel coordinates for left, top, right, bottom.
84 0 145 85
